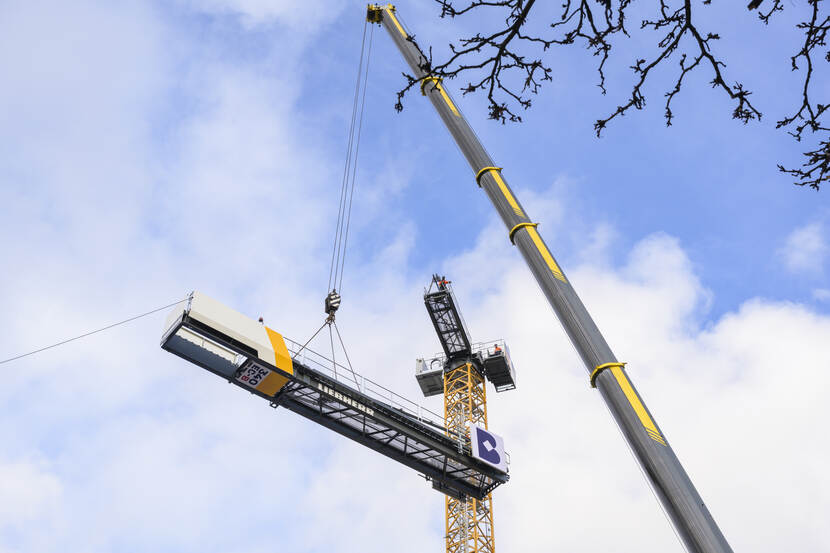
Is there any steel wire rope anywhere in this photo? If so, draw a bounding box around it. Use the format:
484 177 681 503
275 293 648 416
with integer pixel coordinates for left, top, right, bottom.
0 298 189 366
328 18 369 292
333 321 360 389
290 320 328 360
312 19 374 387
328 324 338 380
337 23 373 294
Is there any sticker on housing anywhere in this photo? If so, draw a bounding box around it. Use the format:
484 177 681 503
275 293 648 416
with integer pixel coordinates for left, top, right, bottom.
236 364 271 389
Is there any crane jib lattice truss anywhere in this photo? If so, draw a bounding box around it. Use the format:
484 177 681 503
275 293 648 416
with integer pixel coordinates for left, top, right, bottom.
160 291 507 501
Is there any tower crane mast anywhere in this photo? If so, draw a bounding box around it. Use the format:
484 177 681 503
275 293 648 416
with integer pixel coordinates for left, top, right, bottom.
367 4 733 553
417 275 516 553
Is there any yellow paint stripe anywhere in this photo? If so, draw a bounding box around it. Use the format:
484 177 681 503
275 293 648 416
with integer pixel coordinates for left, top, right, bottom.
647 430 667 446
491 171 524 217
385 7 407 38
265 327 294 376
421 77 461 118
526 227 567 282
435 82 460 117
256 371 290 397
611 366 667 446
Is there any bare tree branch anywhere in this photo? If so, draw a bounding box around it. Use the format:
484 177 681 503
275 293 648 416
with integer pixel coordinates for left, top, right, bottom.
399 0 830 189
753 0 785 24
775 0 830 189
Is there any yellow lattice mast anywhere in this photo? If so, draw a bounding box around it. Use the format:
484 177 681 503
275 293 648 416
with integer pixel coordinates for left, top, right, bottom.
415 275 515 553
444 361 495 553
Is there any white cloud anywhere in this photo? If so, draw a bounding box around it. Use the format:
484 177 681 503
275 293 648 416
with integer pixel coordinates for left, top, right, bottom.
178 0 346 29
0 460 61 527
813 288 830 302
418 225 827 552
6 220 829 552
780 222 828 275
1 2 828 553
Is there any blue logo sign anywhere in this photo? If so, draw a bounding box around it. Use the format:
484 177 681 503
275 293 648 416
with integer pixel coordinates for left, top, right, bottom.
470 423 507 472
476 427 501 465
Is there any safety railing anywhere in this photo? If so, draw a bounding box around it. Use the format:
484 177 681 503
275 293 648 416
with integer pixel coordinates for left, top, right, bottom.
285 337 445 429
416 339 507 374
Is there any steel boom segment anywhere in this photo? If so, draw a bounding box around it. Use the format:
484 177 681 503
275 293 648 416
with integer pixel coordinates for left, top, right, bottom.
161 291 508 502
368 5 732 553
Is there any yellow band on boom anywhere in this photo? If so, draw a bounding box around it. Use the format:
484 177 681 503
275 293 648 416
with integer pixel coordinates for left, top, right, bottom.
420 76 442 96
590 362 626 388
508 222 538 244
419 76 460 117
475 166 502 187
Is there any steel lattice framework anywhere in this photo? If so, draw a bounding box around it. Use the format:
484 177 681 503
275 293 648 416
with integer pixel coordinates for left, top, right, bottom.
444 362 495 553
425 288 472 357
160 294 507 502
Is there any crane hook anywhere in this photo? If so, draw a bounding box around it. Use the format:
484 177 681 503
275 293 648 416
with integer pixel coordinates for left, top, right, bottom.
325 290 342 323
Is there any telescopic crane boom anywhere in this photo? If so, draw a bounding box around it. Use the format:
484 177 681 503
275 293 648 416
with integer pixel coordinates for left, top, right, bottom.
367 5 733 553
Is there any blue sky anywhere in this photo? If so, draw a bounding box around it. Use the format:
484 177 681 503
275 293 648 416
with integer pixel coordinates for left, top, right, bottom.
1 2 828 552
360 2 829 316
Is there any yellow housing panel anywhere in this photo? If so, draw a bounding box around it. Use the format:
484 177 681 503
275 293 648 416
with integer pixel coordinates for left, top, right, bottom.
256 371 290 397
265 326 294 376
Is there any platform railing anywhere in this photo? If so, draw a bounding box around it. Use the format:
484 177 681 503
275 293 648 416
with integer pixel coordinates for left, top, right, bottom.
284 337 445 428
415 339 507 375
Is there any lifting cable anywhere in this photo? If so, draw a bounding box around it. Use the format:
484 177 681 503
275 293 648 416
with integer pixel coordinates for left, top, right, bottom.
296 19 374 389
327 18 373 300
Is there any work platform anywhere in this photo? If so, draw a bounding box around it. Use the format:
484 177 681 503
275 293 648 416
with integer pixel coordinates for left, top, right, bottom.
419 276 517 395
483 342 517 392
160 292 508 501
416 340 517 397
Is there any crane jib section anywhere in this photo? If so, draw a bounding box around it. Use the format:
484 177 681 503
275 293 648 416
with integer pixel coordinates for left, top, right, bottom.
368 4 732 552
160 291 506 502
